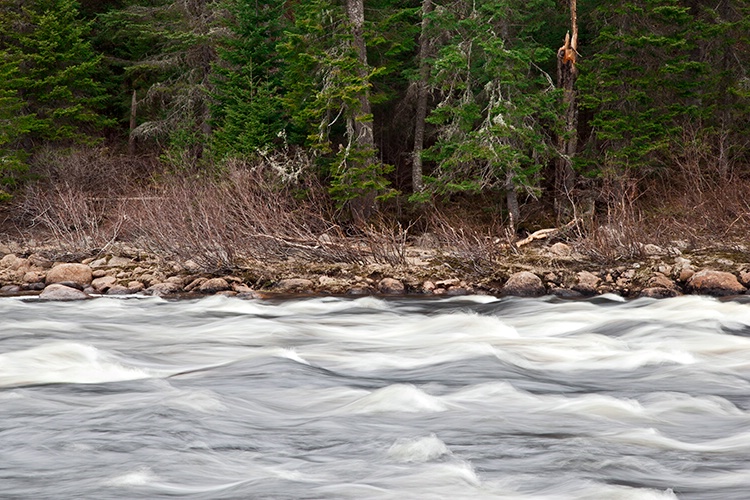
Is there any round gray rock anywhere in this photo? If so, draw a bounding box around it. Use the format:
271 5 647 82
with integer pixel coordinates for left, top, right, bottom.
378 278 405 295
46 263 93 287
687 270 746 296
503 271 545 297
40 283 90 301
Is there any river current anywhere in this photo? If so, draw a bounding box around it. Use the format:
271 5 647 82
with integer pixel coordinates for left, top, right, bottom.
2 294 750 499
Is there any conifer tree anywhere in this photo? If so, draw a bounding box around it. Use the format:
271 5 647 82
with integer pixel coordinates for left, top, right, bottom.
280 0 393 214
422 0 558 226
98 0 221 167
577 0 706 174
0 0 108 194
210 0 287 159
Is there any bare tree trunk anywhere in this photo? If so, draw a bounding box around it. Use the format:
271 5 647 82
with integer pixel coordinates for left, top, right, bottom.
555 0 578 220
346 0 374 151
505 173 520 234
412 0 433 194
128 90 137 156
345 0 377 222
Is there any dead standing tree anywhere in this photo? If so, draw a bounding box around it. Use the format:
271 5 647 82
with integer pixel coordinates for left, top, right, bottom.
556 0 579 221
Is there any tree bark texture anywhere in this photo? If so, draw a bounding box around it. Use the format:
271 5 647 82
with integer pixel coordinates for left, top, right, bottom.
412 0 433 193
128 89 137 156
345 0 377 221
555 0 578 220
346 0 375 150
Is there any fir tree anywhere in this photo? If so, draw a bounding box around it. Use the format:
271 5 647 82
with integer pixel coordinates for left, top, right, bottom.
422 0 559 225
280 0 394 212
0 0 109 195
210 0 287 159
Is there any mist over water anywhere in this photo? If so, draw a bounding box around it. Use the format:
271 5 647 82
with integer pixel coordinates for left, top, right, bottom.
2 294 750 499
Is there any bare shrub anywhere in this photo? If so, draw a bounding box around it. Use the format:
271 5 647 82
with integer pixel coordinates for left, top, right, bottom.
573 173 647 263
357 216 411 267
15 147 150 253
31 146 159 196
19 184 127 252
419 208 509 273
131 160 394 272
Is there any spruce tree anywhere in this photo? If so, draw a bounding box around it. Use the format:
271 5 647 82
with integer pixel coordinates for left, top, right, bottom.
280 0 394 212
577 0 706 174
210 0 287 159
97 0 221 167
422 0 559 225
15 0 110 143
0 0 108 195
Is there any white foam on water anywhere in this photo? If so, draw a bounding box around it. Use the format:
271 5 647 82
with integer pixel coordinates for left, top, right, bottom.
0 342 161 387
603 427 750 453
387 434 452 463
342 384 450 414
106 467 158 486
639 392 747 418
446 381 648 421
275 347 310 365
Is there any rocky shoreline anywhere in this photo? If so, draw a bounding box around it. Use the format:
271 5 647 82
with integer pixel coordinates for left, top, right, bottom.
1 240 749 300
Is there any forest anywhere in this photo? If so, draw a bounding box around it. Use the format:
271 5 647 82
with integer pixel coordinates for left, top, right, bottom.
1 0 749 272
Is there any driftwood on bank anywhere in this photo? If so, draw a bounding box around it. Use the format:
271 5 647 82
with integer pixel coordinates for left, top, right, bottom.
514 219 580 248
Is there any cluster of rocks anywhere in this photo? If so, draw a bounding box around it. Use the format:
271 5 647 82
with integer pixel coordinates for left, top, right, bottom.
0 244 748 301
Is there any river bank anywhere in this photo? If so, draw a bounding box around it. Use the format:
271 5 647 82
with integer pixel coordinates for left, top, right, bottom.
1 236 748 300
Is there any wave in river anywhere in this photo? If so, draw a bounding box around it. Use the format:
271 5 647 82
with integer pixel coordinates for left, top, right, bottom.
1 294 749 499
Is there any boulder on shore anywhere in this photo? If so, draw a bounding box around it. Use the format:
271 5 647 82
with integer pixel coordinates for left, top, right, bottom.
503 271 545 297
146 282 183 296
378 278 405 295
91 275 117 293
686 270 746 296
199 277 231 293
572 271 600 296
639 287 681 299
40 283 90 301
274 278 314 294
46 263 93 287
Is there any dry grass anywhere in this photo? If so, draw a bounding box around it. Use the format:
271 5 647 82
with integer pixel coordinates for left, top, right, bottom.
8 145 749 272
14 147 410 271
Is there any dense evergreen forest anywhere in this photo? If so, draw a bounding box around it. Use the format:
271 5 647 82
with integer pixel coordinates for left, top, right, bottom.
1 0 749 266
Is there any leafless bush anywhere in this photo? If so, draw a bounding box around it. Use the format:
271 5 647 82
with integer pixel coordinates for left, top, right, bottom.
418 208 509 273
573 173 648 263
357 216 411 266
31 146 159 196
15 147 150 253
131 159 413 271
19 184 127 252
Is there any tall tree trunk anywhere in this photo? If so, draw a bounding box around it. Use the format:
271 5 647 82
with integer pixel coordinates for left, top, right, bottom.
555 0 578 220
505 172 520 233
345 0 376 221
412 0 433 194
128 89 137 156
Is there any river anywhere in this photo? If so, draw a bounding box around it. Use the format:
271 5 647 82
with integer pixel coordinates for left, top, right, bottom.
2 294 750 499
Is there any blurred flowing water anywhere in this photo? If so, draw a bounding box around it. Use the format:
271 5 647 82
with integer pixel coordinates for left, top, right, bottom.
2 294 750 499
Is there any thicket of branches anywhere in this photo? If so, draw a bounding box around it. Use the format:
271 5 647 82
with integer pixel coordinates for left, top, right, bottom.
1 0 749 267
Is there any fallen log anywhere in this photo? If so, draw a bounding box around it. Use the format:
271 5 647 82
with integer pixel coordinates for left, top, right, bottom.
515 219 580 248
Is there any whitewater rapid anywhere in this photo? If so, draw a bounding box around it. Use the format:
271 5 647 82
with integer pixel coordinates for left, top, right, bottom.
1 294 749 499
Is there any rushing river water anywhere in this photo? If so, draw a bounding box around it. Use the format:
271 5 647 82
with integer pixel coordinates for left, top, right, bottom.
2 294 750 499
